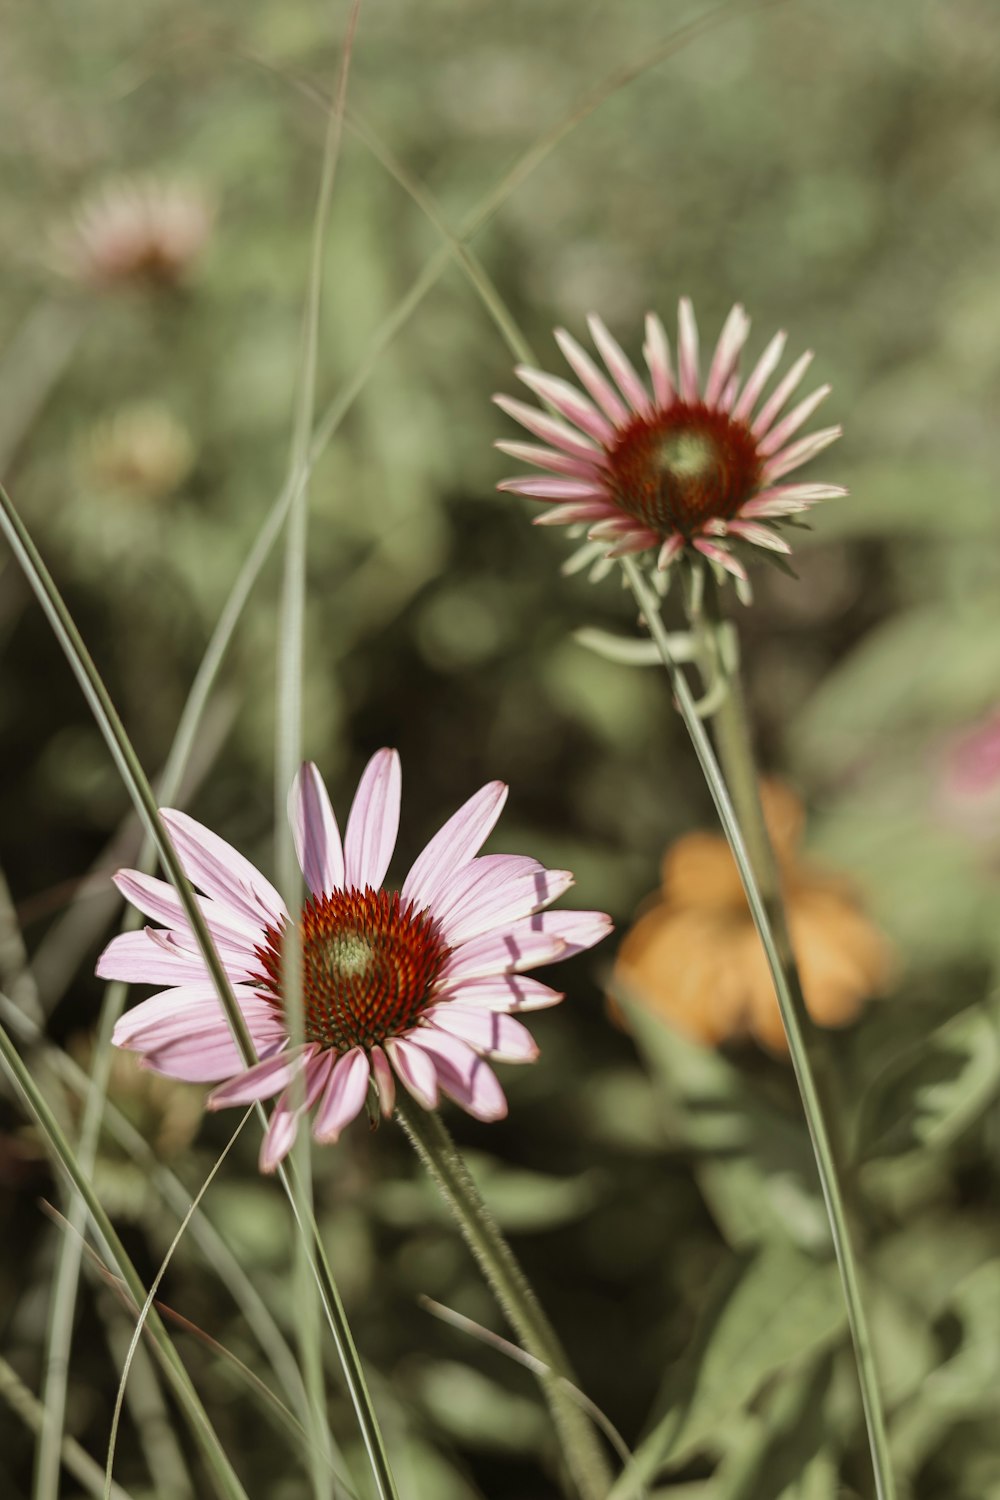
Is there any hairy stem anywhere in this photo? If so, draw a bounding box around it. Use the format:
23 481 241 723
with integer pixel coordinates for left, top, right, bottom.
396 1097 613 1500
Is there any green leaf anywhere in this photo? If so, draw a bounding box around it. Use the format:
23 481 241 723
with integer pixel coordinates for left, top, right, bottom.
611 1243 846 1495
856 1001 1000 1161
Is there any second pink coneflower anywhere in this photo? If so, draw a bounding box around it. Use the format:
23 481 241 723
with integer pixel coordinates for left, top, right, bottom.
495 299 844 585
99 752 611 1172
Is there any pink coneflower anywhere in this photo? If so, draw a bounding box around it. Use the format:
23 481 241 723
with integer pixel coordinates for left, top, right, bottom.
495 300 844 585
60 176 213 289
99 752 611 1172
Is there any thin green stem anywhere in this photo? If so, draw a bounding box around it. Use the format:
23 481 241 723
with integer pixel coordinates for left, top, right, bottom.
395 1096 613 1500
616 556 895 1500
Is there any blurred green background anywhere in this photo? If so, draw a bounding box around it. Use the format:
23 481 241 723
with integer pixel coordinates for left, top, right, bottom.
2 1 1000 1496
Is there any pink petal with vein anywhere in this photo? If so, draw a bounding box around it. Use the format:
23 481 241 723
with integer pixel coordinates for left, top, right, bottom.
291 762 345 896
494 440 608 479
587 315 650 414
160 808 285 926
731 330 787 422
208 1047 311 1109
677 298 701 404
423 1006 538 1063
643 312 675 408
554 327 630 426
402 781 509 909
313 1047 371 1142
493 395 602 461
344 748 401 890
385 1034 439 1108
515 366 615 445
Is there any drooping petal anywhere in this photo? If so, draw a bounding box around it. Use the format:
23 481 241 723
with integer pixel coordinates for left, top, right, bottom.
139 1021 277 1083
343 749 401 891
113 984 277 1048
97 927 250 987
402 781 509 910
160 809 285 926
657 534 685 570
312 1047 371 1142
422 1005 539 1062
384 1034 439 1109
408 1030 508 1122
370 1044 396 1116
724 520 792 553
692 537 748 581
531 501 619 527
258 1054 336 1174
291 762 345 896
207 1047 312 1110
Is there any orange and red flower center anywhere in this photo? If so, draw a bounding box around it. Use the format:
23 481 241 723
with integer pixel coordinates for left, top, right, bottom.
254 888 450 1053
607 403 761 537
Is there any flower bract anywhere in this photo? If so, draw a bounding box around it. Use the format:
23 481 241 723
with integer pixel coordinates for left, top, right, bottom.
100 752 612 1171
495 300 845 585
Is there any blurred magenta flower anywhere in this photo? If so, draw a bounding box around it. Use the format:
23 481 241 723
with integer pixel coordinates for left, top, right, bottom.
495 299 844 584
99 752 611 1172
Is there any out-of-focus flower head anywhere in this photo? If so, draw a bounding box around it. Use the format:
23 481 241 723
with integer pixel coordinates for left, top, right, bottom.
613 781 892 1053
58 175 213 290
100 752 612 1173
495 300 843 593
79 401 195 502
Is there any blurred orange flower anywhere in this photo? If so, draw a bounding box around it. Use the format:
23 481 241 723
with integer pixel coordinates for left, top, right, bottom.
613 782 892 1053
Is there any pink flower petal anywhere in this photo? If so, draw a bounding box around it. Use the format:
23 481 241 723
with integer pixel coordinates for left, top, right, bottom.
385 1034 439 1109
724 520 792 554
423 1006 539 1063
208 1047 311 1109
160 809 285 926
258 1057 336 1174
402 781 509 910
692 537 748 581
751 351 814 437
493 440 608 479
502 908 613 958
642 312 675 409
657 534 685 570
739 482 846 519
587 315 650 414
433 974 565 1012
762 426 842 483
554 327 631 426
139 1024 259 1083
437 867 574 947
605 530 660 558
677 298 701 404
532 501 618 527
438 927 567 984
371 1044 396 1116
704 304 750 408
408 1031 508 1123
493 395 603 462
312 1047 371 1142
113 984 278 1048
515 366 615 445
344 748 401 891
291 762 345 897
731 330 787 422
757 385 831 457
113 870 263 947
97 927 253 986
497 477 608 501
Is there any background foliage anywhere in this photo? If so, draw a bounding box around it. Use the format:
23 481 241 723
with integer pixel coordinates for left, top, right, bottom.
1 1 999 1496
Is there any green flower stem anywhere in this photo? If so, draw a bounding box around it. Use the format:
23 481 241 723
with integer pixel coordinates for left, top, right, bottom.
618 555 895 1500
395 1096 613 1500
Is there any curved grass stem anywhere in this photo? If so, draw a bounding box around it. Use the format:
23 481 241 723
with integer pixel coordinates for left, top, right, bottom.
617 555 895 1500
396 1096 613 1500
